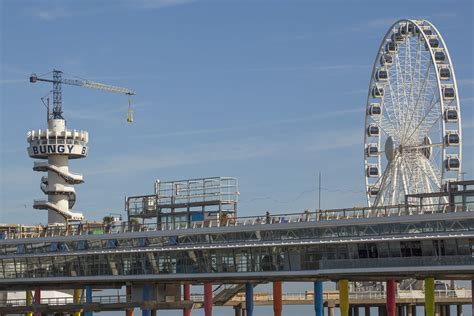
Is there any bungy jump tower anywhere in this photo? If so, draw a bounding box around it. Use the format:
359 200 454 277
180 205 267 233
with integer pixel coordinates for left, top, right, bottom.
27 119 88 223
27 69 135 224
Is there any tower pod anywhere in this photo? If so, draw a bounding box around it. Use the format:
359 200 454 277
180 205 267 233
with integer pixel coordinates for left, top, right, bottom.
442 86 455 100
439 66 451 80
445 131 460 146
375 69 388 81
366 144 379 157
368 103 382 116
366 165 379 177
372 85 384 98
445 156 460 171
380 54 393 67
444 108 458 122
367 124 380 137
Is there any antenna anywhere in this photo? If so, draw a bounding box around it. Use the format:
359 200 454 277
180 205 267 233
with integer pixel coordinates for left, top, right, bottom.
318 171 322 211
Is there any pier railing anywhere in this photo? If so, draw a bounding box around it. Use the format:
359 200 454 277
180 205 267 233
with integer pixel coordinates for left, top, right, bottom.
1 201 472 240
1 289 471 307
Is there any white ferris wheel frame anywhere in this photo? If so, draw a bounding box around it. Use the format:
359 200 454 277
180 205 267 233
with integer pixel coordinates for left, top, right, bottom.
363 19 462 207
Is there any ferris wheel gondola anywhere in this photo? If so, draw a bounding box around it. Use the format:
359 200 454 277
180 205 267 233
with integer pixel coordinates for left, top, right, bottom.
363 19 462 207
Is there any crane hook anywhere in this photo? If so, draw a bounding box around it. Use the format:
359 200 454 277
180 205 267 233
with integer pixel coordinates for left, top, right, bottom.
127 98 134 123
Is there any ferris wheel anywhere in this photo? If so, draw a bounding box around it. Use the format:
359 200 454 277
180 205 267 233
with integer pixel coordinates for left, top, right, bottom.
364 19 462 207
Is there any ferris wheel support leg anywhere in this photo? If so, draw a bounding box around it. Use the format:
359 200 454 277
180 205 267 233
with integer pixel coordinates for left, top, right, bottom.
314 280 323 316
386 279 396 316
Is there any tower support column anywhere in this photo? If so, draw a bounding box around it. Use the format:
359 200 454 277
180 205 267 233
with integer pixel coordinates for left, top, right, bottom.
183 283 191 316
314 281 323 316
425 278 435 316
339 280 349 316
273 281 282 316
204 283 213 316
245 283 254 316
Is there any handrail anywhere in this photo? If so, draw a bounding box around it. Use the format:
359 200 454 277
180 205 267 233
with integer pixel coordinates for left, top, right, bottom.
0 201 472 240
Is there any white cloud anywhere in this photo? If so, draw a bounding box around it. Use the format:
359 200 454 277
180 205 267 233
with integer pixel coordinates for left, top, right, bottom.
27 6 71 21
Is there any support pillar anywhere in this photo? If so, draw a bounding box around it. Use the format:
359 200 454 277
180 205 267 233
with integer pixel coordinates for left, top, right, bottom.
183 283 191 316
435 304 441 316
387 279 396 316
354 306 359 316
73 288 82 316
314 281 323 316
365 306 371 316
142 284 151 316
273 281 282 316
339 280 349 316
425 278 435 316
412 305 417 316
26 289 33 316
234 306 242 316
126 285 134 316
407 305 413 316
245 283 254 316
204 283 213 316
472 280 474 316
456 305 462 316
328 302 335 316
379 305 387 316
84 285 93 316
33 287 41 316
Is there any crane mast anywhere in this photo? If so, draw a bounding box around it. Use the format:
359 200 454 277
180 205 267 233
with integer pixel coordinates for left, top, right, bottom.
30 69 136 120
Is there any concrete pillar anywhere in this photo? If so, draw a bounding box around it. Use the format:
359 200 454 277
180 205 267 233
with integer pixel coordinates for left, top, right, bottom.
328 306 335 316
354 306 360 316
273 281 282 316
407 305 413 316
234 307 242 316
33 287 41 316
245 283 254 316
26 289 33 316
387 279 396 316
84 285 93 316
425 278 435 316
314 281 323 316
183 283 191 316
435 304 441 316
365 305 371 316
142 284 151 316
339 280 349 316
456 305 462 316
204 283 213 316
126 285 134 316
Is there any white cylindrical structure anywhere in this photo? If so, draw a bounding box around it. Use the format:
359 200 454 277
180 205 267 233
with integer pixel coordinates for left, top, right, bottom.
27 119 88 224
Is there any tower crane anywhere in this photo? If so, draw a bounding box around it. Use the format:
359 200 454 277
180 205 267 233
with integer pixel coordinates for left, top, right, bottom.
29 69 136 123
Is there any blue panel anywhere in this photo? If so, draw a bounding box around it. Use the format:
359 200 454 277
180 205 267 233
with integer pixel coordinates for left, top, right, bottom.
191 213 204 221
84 286 93 316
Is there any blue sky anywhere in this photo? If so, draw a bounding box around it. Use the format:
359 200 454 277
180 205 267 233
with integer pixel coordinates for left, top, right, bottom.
1 0 473 225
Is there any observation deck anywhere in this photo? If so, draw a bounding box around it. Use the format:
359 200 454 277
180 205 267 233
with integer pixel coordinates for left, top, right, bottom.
0 181 472 290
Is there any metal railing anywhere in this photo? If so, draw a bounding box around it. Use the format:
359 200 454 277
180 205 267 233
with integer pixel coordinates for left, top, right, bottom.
3 289 471 308
1 201 472 240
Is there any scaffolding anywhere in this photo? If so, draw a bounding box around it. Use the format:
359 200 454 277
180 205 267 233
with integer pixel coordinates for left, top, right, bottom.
126 177 238 229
